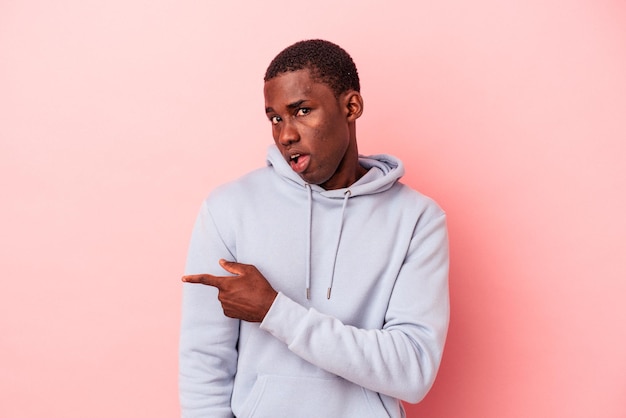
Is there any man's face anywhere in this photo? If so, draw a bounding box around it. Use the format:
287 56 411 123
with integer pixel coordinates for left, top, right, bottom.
264 69 355 190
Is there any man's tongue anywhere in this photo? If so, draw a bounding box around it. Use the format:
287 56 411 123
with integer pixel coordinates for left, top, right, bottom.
289 154 310 174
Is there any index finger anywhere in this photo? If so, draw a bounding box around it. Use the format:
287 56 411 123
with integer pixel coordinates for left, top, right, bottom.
182 274 224 288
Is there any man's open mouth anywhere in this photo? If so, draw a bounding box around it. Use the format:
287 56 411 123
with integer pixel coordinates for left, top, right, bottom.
288 153 310 174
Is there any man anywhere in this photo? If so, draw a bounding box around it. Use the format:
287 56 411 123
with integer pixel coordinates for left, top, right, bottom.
180 39 449 417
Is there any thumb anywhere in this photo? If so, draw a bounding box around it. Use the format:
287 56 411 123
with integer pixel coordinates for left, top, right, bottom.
219 259 246 276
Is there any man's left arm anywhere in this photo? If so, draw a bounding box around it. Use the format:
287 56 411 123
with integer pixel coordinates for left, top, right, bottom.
183 212 449 403
259 212 450 403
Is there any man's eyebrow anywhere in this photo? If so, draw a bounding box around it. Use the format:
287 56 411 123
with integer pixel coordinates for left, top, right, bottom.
265 100 307 114
286 99 306 109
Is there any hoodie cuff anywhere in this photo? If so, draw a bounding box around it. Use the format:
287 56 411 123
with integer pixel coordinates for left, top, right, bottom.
260 292 308 345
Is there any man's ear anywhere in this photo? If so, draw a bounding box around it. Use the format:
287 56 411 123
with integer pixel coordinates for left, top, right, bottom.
344 91 364 121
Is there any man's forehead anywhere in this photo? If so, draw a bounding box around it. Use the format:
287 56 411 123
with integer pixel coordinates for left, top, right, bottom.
264 70 333 103
265 70 313 89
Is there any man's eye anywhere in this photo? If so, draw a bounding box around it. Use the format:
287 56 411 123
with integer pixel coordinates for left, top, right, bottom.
296 108 310 116
270 116 281 125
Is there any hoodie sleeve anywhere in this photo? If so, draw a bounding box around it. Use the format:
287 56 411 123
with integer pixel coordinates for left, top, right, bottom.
179 200 239 418
260 212 450 403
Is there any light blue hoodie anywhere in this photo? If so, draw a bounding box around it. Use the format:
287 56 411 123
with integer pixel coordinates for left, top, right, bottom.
180 145 449 418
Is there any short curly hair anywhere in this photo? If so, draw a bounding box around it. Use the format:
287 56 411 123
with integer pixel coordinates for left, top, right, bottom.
264 39 360 97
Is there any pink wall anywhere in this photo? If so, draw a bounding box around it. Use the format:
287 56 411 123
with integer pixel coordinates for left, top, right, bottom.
1 1 625 417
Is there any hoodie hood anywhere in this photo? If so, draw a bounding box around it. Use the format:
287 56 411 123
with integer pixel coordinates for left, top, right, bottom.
266 144 405 197
266 144 406 299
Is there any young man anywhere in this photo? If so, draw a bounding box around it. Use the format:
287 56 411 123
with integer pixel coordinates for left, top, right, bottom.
180 39 449 417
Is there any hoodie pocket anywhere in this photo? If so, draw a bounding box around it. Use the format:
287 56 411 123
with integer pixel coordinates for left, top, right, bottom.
236 374 391 418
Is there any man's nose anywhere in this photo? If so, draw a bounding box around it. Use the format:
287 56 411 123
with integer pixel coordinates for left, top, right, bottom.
277 120 299 146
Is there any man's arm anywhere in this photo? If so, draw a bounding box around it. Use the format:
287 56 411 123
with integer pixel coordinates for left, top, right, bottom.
260 213 449 403
185 212 449 403
179 201 239 418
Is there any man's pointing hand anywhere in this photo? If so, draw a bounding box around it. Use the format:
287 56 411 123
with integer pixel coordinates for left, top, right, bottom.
182 259 278 323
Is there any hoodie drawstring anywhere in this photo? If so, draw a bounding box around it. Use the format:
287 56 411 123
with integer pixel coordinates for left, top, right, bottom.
304 186 351 300
327 189 351 299
305 184 313 300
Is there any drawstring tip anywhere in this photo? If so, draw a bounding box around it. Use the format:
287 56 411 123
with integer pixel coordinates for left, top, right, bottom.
306 288 310 300
327 288 332 299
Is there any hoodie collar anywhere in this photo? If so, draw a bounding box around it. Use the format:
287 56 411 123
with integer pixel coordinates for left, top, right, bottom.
266 144 404 197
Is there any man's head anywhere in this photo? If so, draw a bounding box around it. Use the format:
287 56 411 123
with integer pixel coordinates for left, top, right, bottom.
263 40 366 190
264 39 360 98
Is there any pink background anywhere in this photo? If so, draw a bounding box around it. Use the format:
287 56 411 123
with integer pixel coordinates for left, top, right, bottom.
2 1 625 417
